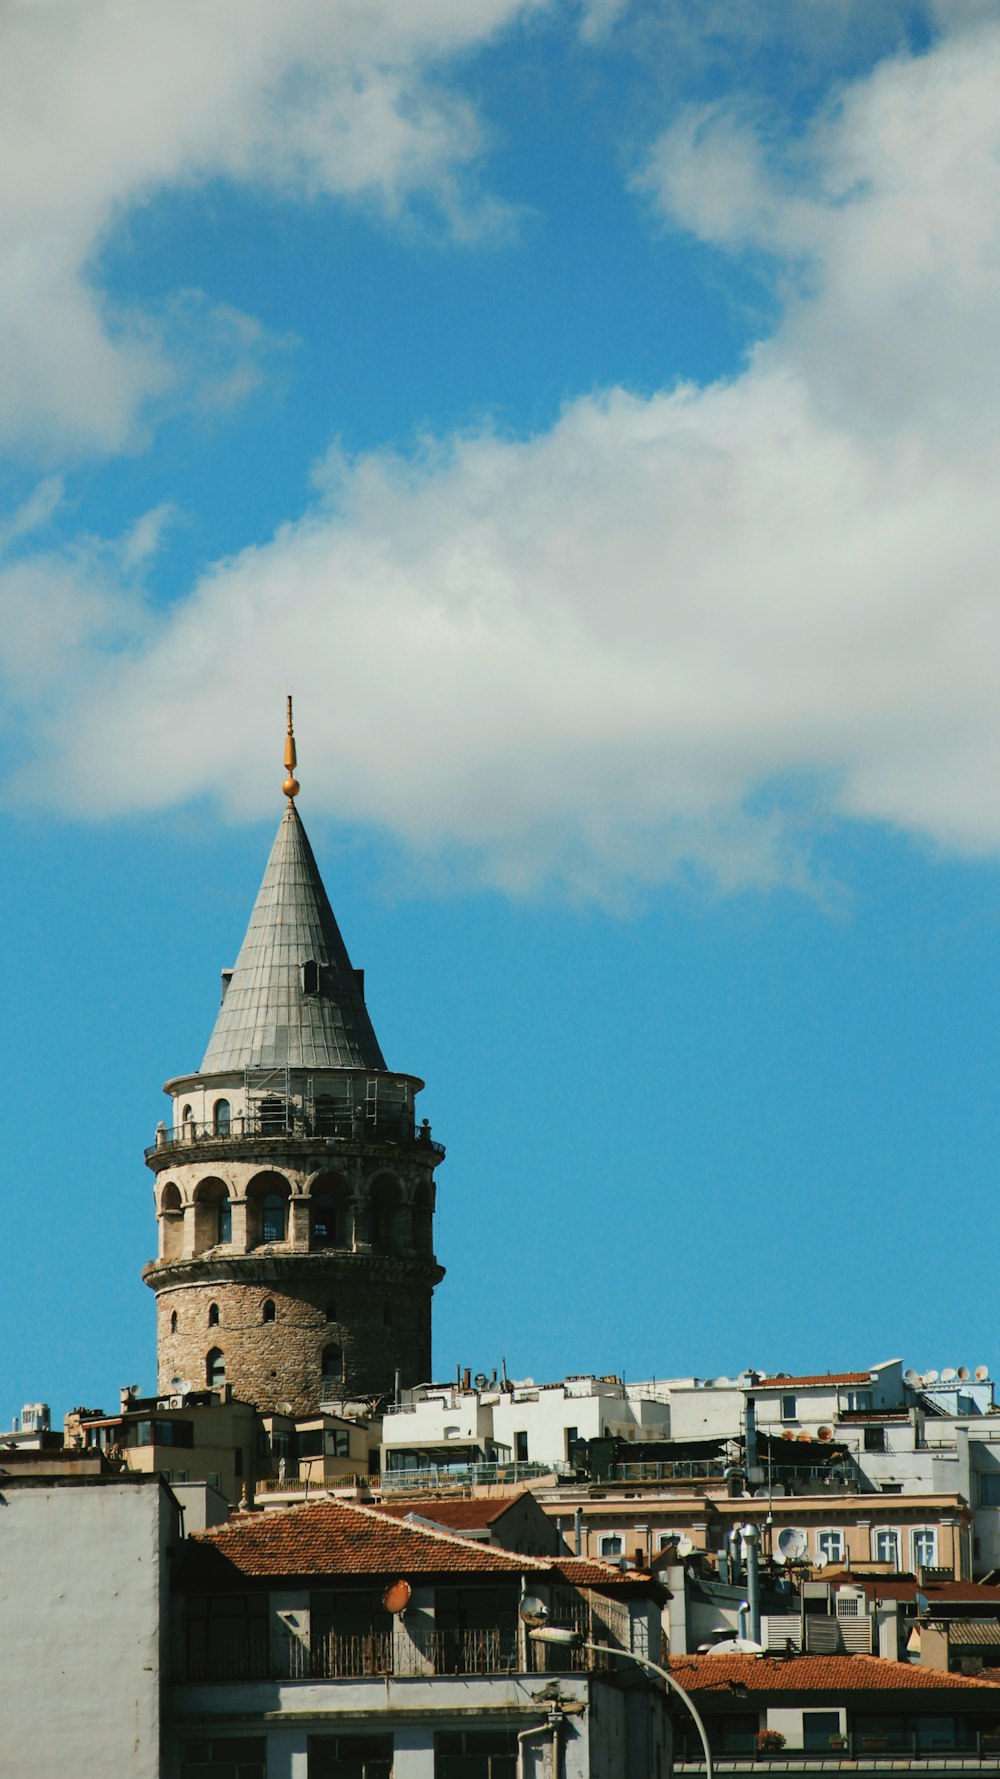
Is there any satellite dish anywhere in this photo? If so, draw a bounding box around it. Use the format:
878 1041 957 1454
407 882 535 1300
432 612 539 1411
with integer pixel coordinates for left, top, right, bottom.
382 1579 412 1616
275 1400 293 1415
976 1366 990 1382
903 1369 920 1387
924 1370 939 1384
677 1536 696 1557
958 1367 971 1382
797 1432 812 1442
705 1636 766 1656
817 1426 833 1441
716 1377 732 1387
473 1373 489 1391
777 1527 809 1562
519 1595 549 1629
941 1368 957 1383
177 1380 192 1395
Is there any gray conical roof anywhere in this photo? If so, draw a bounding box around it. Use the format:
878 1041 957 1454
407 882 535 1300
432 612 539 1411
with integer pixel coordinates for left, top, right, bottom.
200 802 386 1073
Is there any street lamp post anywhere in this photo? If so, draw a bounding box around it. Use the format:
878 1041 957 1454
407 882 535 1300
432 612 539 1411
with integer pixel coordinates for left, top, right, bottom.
519 1600 713 1779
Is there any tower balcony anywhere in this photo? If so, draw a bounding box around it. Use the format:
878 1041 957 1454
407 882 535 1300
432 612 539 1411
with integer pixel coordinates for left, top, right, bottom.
146 1108 445 1168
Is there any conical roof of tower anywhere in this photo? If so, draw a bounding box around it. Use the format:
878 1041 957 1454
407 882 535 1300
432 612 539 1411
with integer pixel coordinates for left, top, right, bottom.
200 802 387 1074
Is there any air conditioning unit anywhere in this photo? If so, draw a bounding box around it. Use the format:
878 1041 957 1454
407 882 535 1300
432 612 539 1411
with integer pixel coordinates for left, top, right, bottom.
168 1395 184 1409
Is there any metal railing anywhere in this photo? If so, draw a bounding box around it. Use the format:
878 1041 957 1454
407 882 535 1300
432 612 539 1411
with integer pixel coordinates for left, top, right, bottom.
673 1730 1000 1764
147 1113 443 1160
379 1460 573 1492
180 1625 547 1683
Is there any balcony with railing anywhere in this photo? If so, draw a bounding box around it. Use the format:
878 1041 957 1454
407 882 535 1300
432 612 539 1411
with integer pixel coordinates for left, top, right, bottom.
175 1623 592 1684
147 1106 444 1162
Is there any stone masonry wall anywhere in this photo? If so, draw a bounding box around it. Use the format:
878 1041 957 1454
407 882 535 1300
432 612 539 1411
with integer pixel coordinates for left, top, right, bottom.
155 1262 433 1417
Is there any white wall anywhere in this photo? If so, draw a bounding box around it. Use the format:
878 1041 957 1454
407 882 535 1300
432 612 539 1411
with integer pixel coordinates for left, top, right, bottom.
0 1477 173 1779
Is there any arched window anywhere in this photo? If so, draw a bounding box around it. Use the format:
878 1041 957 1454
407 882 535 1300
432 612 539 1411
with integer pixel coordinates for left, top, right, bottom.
302 958 320 995
412 1181 433 1257
321 1343 343 1384
159 1181 183 1263
213 1099 231 1137
170 1310 178 1334
192 1177 231 1254
206 1347 225 1387
181 1104 193 1126
369 1175 400 1252
246 1172 290 1249
325 1302 337 1322
262 1300 276 1323
262 1195 285 1242
208 1302 220 1327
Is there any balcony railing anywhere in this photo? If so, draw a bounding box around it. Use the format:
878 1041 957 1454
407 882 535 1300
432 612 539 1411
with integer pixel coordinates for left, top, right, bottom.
177 1624 574 1683
147 1113 443 1161
673 1730 1000 1764
379 1460 573 1492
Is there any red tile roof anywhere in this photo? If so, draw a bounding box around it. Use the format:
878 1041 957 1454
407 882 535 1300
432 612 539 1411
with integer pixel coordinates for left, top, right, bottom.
669 1655 1000 1694
375 1497 519 1531
754 1372 872 1390
192 1499 549 1578
826 1574 1000 1604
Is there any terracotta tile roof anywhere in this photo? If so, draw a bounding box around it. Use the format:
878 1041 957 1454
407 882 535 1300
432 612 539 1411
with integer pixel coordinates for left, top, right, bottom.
754 1372 872 1390
826 1574 1000 1604
191 1499 551 1579
669 1655 1000 1694
375 1497 519 1531
553 1556 664 1593
184 1499 664 1598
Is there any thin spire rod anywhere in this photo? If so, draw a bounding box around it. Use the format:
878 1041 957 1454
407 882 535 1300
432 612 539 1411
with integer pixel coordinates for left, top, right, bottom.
283 694 300 801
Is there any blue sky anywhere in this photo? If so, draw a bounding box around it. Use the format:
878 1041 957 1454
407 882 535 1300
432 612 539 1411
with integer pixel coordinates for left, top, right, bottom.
3 0 1000 1423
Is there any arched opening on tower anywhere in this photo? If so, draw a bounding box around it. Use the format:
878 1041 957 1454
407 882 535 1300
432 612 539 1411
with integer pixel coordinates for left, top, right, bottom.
158 1181 183 1262
192 1177 232 1252
206 1347 225 1388
309 1173 350 1249
412 1180 434 1258
246 1172 291 1247
368 1174 402 1252
213 1098 231 1136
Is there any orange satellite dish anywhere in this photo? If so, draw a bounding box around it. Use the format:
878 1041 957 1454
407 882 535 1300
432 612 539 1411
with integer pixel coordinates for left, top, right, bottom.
383 1578 412 1615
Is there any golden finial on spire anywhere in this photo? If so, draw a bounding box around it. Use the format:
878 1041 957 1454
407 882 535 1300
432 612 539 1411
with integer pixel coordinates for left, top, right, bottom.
283 694 300 801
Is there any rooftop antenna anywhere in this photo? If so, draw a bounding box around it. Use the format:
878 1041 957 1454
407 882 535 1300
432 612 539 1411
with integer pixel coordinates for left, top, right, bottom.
283 694 300 802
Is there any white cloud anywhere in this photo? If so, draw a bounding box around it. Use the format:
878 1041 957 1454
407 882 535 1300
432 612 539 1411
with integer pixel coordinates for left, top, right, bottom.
10 17 1000 899
0 0 543 456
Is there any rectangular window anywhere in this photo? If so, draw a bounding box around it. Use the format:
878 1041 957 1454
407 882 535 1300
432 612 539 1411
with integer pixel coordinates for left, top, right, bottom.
182 1738 267 1779
845 1390 873 1412
864 1426 886 1452
873 1528 900 1567
514 1431 529 1463
308 1735 392 1779
324 1429 350 1458
781 1395 797 1422
816 1529 844 1565
565 1425 579 1461
980 1473 1000 1507
599 1533 624 1558
803 1712 841 1752
912 1528 937 1568
435 1729 517 1778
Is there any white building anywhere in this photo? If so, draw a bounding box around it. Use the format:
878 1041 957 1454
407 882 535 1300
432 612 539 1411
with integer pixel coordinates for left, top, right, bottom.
0 1471 177 1779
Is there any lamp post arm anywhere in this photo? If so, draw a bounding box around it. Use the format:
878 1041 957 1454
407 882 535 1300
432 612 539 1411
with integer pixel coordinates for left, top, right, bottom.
578 1641 713 1779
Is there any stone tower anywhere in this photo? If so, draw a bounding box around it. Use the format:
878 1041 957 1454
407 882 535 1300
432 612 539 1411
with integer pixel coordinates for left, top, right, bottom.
142 709 445 1416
